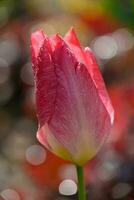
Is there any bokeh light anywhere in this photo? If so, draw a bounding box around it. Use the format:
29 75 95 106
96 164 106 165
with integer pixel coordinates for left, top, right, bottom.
59 179 77 196
112 183 132 199
0 58 10 85
112 28 134 54
26 144 47 166
20 62 34 86
1 189 20 200
0 34 20 66
92 35 118 60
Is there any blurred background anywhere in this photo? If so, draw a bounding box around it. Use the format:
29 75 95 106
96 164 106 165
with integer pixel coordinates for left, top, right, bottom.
0 0 134 199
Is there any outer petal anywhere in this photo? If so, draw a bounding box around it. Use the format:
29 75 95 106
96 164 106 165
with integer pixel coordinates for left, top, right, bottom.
31 32 73 159
64 27 85 64
46 36 112 165
64 28 114 124
84 47 114 124
64 27 80 47
30 31 57 127
37 124 73 161
30 30 45 69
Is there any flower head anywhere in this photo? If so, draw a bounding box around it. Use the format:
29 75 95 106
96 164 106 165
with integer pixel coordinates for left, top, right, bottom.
30 27 114 166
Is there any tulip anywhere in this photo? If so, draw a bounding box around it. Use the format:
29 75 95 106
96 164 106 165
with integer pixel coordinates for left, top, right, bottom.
30 27 114 200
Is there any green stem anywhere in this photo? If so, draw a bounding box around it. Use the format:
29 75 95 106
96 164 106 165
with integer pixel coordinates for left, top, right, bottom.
76 165 86 200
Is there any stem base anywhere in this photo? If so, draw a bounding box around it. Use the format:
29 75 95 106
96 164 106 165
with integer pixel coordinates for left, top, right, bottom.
76 165 86 200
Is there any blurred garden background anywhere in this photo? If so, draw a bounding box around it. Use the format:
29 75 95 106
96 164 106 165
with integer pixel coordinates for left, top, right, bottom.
0 0 134 199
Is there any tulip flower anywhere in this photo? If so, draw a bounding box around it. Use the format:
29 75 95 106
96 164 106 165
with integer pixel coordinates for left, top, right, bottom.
30 27 114 200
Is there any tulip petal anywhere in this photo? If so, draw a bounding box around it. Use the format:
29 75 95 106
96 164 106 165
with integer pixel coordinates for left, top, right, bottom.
64 28 114 124
30 30 45 67
31 31 57 127
64 28 85 64
37 124 73 161
46 36 112 165
64 27 80 47
84 47 114 124
31 29 114 166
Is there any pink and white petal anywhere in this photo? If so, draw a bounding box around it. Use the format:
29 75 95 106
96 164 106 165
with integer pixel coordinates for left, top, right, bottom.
64 28 114 125
84 47 114 124
37 124 73 161
48 36 112 165
33 35 57 127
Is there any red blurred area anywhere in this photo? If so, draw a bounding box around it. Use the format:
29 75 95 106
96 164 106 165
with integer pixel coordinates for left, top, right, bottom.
108 83 134 151
25 151 68 187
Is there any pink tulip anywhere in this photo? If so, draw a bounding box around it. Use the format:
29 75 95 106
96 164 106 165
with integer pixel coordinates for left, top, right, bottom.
30 27 114 166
